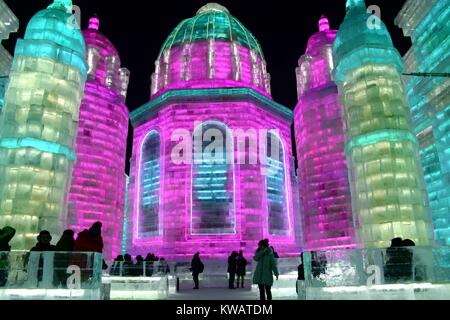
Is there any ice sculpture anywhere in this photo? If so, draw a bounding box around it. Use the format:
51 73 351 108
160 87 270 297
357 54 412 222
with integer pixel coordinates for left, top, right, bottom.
396 0 450 246
0 0 87 250
128 3 300 259
332 0 433 248
0 0 19 112
67 16 130 260
294 16 355 251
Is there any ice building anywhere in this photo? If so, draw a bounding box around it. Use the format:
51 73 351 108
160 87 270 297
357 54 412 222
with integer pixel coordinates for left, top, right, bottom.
127 3 300 259
332 0 433 248
0 0 87 250
396 0 450 246
294 16 355 251
0 0 19 112
67 16 130 260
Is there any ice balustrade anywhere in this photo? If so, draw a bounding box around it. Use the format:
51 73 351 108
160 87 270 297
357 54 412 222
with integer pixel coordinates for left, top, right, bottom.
300 247 450 300
0 251 103 300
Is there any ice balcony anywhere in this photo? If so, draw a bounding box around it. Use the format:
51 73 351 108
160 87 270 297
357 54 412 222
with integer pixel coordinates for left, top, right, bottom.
299 246 450 300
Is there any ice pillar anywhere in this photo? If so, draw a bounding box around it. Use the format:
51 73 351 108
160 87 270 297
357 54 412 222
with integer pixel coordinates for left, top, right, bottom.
294 16 355 251
332 0 433 248
0 0 87 250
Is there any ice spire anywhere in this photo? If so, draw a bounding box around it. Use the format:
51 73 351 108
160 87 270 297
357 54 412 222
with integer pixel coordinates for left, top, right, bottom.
318 15 330 32
89 15 100 30
346 0 366 11
49 0 73 11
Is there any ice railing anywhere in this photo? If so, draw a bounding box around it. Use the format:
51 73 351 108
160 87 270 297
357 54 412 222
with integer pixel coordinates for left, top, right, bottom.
302 246 450 288
107 260 171 277
0 251 103 289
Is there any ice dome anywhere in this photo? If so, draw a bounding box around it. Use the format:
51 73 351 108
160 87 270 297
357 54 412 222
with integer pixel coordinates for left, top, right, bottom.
150 3 271 97
22 0 87 78
333 0 403 84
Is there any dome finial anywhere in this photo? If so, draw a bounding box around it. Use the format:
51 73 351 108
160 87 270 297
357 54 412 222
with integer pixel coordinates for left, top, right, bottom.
346 0 366 11
89 15 100 30
49 0 73 11
197 3 230 15
318 15 330 32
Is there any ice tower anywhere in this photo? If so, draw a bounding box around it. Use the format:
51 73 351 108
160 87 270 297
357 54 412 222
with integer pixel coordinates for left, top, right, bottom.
128 3 300 259
0 0 87 250
332 0 433 248
0 0 19 112
67 16 130 260
294 16 355 251
396 0 450 246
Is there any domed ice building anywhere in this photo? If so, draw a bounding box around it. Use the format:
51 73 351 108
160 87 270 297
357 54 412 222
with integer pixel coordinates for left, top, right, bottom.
126 3 302 259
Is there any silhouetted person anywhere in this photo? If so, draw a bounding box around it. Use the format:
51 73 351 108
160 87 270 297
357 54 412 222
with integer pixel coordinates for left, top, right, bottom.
30 230 56 252
298 253 305 281
73 222 104 283
122 254 133 276
191 252 204 289
0 226 15 252
144 253 154 276
0 226 16 287
29 230 56 283
158 258 170 275
111 255 124 276
133 255 144 276
311 251 327 279
253 239 279 301
54 229 75 287
385 237 407 283
74 222 104 253
236 250 248 288
227 251 238 289
402 239 416 281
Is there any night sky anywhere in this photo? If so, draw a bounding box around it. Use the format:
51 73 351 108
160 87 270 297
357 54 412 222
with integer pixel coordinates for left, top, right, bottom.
4 0 410 173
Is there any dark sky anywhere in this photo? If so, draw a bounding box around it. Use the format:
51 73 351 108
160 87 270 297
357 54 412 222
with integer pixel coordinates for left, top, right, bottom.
4 0 410 173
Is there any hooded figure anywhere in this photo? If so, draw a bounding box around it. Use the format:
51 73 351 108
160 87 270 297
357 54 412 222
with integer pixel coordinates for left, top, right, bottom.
74 222 104 253
0 226 16 252
72 222 104 283
54 230 76 288
253 239 279 301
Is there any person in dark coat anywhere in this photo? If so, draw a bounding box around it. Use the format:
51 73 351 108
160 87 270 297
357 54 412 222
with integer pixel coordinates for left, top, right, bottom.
122 254 133 276
144 253 154 277
227 251 239 289
73 222 104 283
133 255 144 276
0 226 16 287
158 258 170 275
74 222 104 253
111 255 124 276
28 230 56 283
54 229 75 287
384 237 407 283
190 252 204 289
236 250 248 288
253 239 279 301
30 231 56 252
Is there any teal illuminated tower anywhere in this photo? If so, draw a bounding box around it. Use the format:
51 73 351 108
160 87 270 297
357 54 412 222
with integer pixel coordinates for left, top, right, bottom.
396 0 450 246
0 0 87 250
333 0 433 248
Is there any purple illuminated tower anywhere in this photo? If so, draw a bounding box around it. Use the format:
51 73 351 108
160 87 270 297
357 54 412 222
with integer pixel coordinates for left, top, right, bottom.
294 16 355 251
68 16 130 260
127 3 300 259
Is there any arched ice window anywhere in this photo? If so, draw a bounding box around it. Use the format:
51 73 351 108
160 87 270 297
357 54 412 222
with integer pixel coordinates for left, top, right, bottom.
191 122 236 235
137 130 161 238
